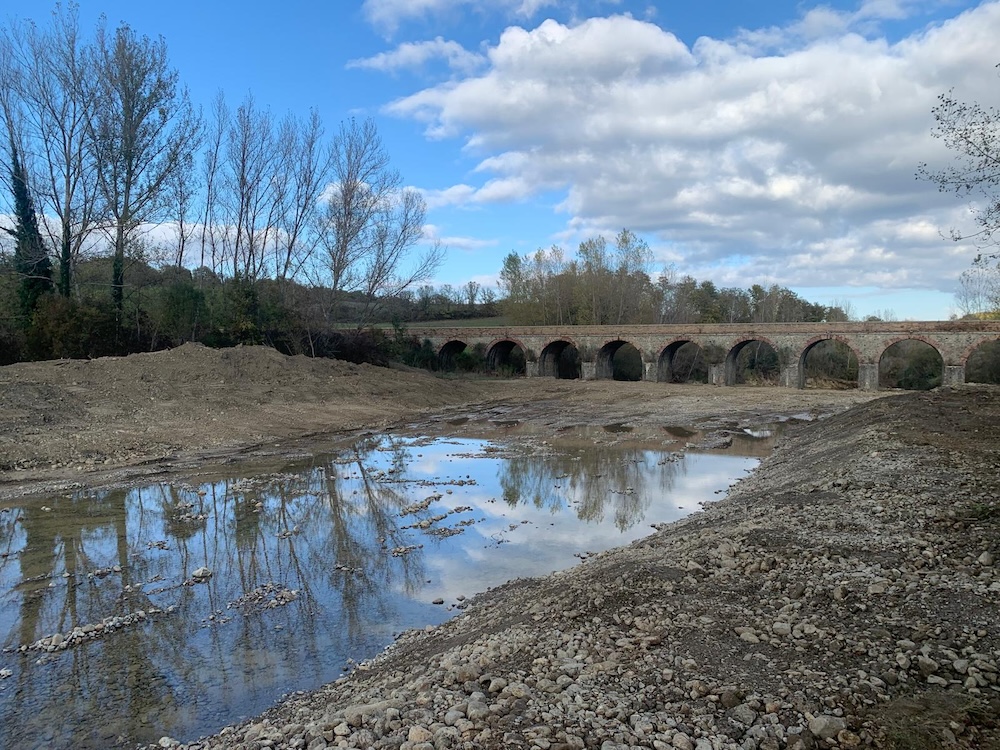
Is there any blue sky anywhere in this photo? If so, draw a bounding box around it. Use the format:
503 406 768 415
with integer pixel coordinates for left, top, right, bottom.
6 0 999 319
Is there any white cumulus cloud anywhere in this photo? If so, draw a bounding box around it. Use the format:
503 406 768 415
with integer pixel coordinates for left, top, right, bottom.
362 0 561 35
382 3 1000 293
348 37 485 74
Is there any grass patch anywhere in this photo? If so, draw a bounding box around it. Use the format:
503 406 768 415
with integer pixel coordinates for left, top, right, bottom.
875 691 1000 749
968 501 1000 524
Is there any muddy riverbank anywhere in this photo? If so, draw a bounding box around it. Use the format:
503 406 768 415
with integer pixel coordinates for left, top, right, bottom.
153 386 999 750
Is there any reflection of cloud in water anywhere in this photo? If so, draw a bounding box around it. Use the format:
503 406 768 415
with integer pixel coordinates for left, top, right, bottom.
0 429 763 750
406 444 759 603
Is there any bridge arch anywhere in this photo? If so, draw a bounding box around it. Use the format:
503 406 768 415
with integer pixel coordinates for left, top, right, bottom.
725 336 780 386
961 335 1000 384
485 338 528 376
438 339 468 368
877 336 944 390
595 339 645 381
797 335 861 389
539 339 581 379
657 339 709 383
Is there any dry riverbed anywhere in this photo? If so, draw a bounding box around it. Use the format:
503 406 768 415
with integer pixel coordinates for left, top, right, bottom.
1 345 998 748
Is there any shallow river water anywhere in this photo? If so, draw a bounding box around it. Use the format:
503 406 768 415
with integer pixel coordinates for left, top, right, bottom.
0 424 775 749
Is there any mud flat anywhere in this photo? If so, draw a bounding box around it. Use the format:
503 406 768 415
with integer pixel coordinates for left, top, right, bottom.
0 343 877 501
144 386 1000 750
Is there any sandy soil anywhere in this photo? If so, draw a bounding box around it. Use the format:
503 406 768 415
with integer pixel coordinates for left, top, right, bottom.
0 343 880 502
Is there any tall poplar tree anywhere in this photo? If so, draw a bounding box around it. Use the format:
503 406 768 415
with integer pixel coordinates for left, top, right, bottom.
86 20 200 317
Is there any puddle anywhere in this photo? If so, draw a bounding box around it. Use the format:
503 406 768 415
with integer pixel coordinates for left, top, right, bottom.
663 425 697 438
0 430 768 749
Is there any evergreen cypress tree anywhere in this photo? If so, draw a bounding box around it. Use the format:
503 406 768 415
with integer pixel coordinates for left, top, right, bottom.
3 138 53 325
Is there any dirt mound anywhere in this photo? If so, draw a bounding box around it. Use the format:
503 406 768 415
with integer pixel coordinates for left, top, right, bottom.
0 344 493 479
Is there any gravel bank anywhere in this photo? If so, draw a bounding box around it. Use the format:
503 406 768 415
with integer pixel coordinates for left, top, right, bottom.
153 386 997 749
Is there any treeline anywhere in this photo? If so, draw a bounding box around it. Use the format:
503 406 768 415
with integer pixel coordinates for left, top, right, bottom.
0 255 504 365
0 4 439 352
499 230 849 326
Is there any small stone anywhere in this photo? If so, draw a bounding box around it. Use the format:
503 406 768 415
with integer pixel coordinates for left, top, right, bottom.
719 689 742 709
408 726 433 743
739 631 760 644
466 701 490 721
916 656 939 676
979 551 995 566
432 598 445 605
671 733 694 750
505 682 530 698
808 715 847 740
837 729 862 749
730 703 757 726
192 567 212 580
772 622 791 636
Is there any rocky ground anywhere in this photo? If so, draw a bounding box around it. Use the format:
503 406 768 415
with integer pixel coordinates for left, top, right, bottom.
1 345 997 749
153 386 1000 750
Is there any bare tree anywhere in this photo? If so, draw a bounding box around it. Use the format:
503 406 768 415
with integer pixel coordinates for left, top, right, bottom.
355 188 441 327
578 235 611 324
612 229 652 324
218 93 277 281
197 91 227 276
316 117 443 327
86 20 201 314
919 76 1000 260
165 148 198 268
955 263 1000 316
463 280 480 307
274 109 330 281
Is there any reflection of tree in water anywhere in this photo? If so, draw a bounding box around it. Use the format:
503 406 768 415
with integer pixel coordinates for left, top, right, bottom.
498 445 686 531
0 434 447 748
0 438 436 748
0 490 182 748
309 435 428 636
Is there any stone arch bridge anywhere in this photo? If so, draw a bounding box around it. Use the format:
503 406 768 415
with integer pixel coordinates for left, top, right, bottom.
408 321 1000 390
